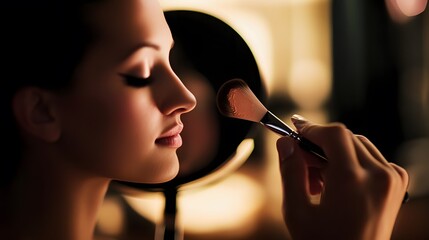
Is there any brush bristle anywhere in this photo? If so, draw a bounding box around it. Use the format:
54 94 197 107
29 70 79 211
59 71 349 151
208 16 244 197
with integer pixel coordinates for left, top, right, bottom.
216 78 267 123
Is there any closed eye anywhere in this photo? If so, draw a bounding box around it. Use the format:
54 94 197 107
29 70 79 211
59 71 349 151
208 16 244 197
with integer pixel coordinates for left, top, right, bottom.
119 73 152 88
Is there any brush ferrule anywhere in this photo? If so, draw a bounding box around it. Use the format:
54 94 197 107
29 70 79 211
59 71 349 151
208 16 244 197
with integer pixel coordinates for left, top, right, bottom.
260 111 328 162
260 111 296 137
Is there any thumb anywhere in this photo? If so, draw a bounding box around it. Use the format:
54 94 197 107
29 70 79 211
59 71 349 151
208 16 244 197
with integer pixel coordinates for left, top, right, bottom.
277 137 311 215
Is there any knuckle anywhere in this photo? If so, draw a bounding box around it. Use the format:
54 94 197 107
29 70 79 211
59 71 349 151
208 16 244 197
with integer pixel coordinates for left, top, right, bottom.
389 162 410 186
321 123 349 137
369 165 405 193
372 167 394 184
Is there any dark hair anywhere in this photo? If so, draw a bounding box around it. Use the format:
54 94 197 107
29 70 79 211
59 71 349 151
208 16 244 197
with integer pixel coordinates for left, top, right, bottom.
0 1 99 186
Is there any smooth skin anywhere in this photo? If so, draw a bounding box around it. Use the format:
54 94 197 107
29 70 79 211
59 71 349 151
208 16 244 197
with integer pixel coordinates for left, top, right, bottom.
1 0 195 239
277 115 409 240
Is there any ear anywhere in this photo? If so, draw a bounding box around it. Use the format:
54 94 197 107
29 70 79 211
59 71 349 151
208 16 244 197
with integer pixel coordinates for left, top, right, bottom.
12 87 61 142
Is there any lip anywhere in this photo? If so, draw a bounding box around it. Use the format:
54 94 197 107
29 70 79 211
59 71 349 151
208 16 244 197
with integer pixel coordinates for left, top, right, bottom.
156 124 184 148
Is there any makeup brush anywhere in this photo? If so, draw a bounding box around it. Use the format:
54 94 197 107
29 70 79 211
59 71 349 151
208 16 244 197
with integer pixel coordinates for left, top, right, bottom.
216 78 414 203
216 78 327 162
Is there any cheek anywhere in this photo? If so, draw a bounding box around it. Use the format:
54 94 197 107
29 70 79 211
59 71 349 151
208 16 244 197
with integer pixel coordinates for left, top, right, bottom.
86 91 156 149
106 94 180 183
109 94 156 139
95 93 160 165
59 90 170 181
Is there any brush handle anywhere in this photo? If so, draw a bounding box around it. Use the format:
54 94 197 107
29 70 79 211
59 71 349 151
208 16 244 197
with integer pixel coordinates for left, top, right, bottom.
294 135 328 161
260 111 328 162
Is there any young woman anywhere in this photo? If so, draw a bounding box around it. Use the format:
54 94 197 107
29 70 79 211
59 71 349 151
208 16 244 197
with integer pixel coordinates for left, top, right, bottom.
0 0 408 239
1 0 196 239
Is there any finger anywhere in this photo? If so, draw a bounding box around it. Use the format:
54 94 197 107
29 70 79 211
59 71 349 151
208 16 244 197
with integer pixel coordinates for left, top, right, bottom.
291 115 360 170
389 163 410 203
355 136 410 203
277 137 312 214
305 153 325 168
308 167 324 195
355 135 389 165
351 133 386 169
389 162 410 190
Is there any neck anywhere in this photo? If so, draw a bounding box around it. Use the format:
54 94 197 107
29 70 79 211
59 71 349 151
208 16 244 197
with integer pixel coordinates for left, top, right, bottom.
1 154 110 240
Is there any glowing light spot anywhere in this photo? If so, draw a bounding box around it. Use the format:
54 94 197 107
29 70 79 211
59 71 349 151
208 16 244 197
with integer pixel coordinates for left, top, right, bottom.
288 59 331 110
124 173 264 235
96 196 125 236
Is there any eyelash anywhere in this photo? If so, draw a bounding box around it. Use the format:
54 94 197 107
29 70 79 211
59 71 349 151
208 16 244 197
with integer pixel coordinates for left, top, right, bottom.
119 73 152 87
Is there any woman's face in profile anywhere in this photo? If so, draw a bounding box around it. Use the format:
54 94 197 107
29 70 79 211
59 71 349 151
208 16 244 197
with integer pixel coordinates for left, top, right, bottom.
53 0 196 183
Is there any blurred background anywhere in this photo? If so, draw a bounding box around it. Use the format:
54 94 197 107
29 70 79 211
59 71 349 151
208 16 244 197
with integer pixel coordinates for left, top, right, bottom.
96 0 428 239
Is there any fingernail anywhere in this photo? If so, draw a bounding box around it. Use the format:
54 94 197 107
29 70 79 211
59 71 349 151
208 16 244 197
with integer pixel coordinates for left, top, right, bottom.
277 138 295 162
291 114 308 131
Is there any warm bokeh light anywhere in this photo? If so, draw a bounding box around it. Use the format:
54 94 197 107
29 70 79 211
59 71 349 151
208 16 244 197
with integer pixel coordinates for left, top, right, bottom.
124 192 164 224
124 172 265 235
288 59 331 109
181 138 254 191
96 195 126 236
286 0 332 109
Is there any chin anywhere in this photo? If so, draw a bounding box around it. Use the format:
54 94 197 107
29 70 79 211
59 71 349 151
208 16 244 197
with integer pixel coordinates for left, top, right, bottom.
148 157 180 183
121 153 180 184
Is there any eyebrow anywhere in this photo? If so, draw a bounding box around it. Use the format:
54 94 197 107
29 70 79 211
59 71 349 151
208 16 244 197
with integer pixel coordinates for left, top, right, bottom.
122 40 175 60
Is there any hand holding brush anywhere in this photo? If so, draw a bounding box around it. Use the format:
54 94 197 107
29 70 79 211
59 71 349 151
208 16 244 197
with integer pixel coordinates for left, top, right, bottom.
216 78 409 200
216 78 410 240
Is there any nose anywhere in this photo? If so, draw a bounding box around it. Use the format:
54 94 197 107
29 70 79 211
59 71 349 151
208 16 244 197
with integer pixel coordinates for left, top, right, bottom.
159 70 197 116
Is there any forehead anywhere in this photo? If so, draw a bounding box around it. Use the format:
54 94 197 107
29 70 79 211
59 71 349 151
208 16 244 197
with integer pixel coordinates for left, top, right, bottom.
85 0 173 55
